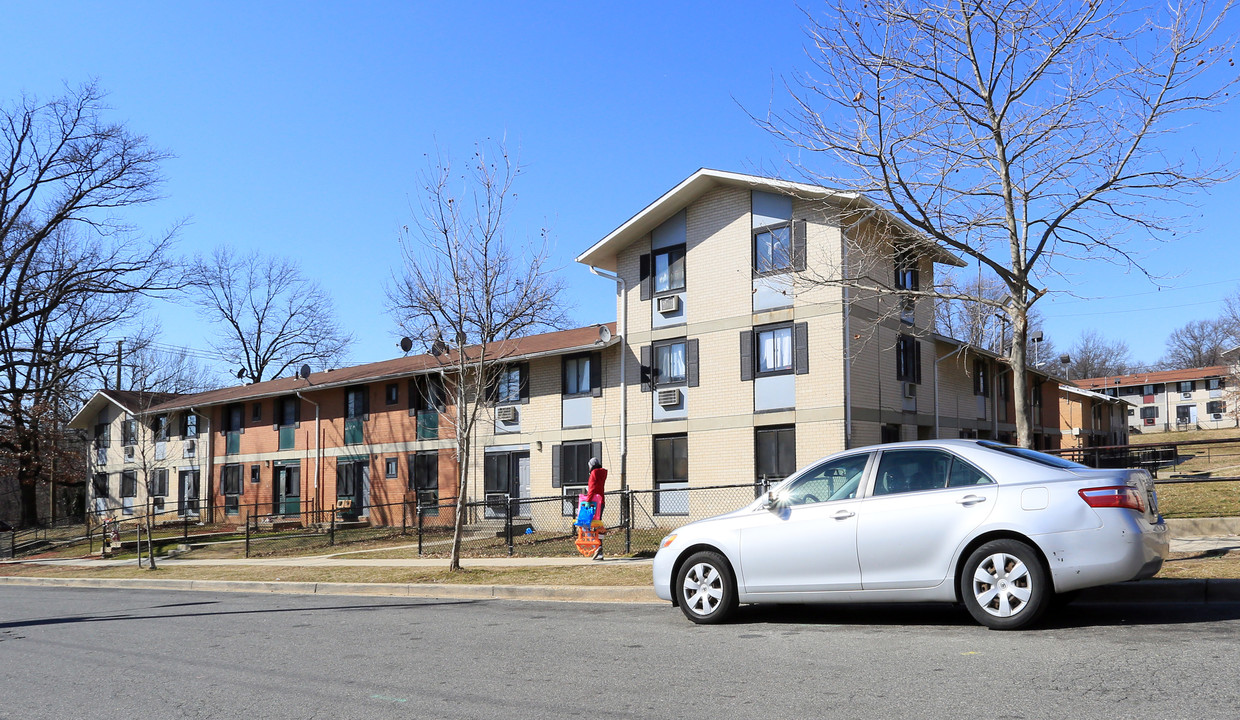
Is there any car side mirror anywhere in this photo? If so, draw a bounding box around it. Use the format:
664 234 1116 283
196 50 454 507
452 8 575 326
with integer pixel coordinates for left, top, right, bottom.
764 490 785 511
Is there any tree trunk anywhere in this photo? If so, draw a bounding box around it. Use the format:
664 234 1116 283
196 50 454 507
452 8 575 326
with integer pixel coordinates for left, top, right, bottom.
1010 305 1032 448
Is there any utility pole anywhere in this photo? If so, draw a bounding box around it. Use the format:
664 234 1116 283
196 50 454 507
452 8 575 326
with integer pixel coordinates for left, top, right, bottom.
115 340 123 390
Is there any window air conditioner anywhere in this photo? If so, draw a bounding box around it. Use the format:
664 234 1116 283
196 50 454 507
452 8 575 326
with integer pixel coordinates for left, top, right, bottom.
903 382 917 399
496 405 517 422
657 388 681 407
1071 427 1081 436
1181 392 1193 400
124 446 135 461
656 295 680 314
1214 413 1223 420
1144 418 1155 426
183 439 196 458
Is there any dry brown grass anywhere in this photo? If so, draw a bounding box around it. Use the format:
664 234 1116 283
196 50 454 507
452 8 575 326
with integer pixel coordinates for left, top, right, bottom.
0 562 653 586
1156 550 1240 579
1155 481 1240 518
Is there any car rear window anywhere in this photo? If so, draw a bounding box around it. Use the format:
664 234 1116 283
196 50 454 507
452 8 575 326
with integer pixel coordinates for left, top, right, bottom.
976 441 1087 469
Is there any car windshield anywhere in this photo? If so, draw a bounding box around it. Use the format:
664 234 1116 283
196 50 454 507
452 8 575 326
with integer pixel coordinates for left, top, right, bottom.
977 441 1086 469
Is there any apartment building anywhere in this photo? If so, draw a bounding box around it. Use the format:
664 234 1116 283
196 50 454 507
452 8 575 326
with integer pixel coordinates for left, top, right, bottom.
1078 366 1232 434
72 169 1081 528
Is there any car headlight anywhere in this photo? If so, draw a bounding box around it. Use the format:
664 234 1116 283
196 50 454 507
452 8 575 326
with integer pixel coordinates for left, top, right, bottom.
659 533 677 549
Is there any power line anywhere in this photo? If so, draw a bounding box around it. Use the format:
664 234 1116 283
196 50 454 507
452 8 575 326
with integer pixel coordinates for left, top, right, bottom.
1045 277 1240 306
1042 297 1224 318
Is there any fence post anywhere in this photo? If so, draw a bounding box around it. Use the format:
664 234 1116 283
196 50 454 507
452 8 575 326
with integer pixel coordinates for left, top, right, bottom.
88 524 94 555
245 515 251 558
624 489 632 555
401 501 407 536
506 496 515 557
417 503 423 556
329 510 336 546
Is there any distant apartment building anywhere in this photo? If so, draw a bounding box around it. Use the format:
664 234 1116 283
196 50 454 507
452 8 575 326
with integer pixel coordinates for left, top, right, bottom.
1078 366 1231 434
71 169 1100 527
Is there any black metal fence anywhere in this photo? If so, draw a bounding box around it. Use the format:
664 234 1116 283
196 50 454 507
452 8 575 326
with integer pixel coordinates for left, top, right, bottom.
1047 437 1240 482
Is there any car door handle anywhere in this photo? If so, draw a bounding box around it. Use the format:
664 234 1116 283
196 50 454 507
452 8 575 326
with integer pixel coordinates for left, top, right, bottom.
832 510 856 520
956 495 987 506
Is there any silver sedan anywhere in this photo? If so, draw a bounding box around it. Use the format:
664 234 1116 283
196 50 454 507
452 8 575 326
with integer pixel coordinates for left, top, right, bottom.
652 439 1168 630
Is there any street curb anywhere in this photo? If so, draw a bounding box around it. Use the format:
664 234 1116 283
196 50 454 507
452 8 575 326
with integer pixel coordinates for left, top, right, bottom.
1078 579 1240 604
0 576 662 604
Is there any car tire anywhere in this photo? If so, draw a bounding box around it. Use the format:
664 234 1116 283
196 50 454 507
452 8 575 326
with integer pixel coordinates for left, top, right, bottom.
675 550 738 624
960 539 1048 630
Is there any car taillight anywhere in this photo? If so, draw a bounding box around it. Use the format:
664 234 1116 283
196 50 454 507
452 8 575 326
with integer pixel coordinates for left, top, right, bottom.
1079 486 1146 512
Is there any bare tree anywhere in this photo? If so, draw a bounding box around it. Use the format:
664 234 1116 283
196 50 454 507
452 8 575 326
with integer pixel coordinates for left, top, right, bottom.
1065 330 1136 380
1 82 182 526
189 248 353 383
1219 286 1240 351
935 270 1056 362
1161 318 1228 369
386 142 567 571
762 0 1237 446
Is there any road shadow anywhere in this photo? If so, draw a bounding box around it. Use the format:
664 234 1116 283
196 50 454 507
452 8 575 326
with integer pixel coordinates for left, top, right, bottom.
731 599 1240 630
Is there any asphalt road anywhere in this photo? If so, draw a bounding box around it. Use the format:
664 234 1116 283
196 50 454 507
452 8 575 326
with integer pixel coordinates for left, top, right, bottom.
2 587 1239 720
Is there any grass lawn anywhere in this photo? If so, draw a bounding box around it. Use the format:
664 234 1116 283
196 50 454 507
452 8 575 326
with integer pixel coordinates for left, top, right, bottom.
1157 550 1240 580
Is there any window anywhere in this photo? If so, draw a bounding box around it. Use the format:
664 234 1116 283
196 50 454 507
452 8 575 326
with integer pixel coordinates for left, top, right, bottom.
875 449 992 496
973 360 990 397
345 386 369 420
896 334 922 384
93 472 109 498
1208 400 1226 415
121 419 137 446
152 414 168 441
1179 381 1195 393
757 326 793 375
251 402 262 424
1128 408 1135 417
881 424 901 444
250 465 261 484
654 434 688 515
225 404 245 432
1208 378 1225 390
1177 405 1194 424
754 224 792 274
556 441 598 515
492 364 528 404
654 341 686 385
780 453 869 506
563 352 601 397
409 452 439 512
121 471 137 498
653 245 686 293
385 457 398 478
182 413 198 438
1140 406 1159 419
755 426 796 488
1142 384 1156 396
894 252 920 291
279 396 300 426
150 468 168 497
410 374 443 413
222 465 242 514
385 383 399 405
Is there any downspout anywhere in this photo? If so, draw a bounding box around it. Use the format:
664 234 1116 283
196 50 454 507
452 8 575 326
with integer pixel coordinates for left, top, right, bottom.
296 391 321 515
589 266 627 491
841 207 877 449
934 344 969 439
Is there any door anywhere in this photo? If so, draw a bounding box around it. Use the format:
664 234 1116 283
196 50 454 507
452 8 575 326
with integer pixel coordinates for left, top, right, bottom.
738 453 872 594
517 454 531 517
484 451 529 519
336 461 368 519
275 465 300 516
178 470 200 516
856 449 997 590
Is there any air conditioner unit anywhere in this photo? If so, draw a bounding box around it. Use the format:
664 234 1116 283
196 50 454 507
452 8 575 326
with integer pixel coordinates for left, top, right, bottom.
656 295 680 314
1213 413 1223 420
496 405 517 422
183 439 196 458
123 445 135 461
903 382 917 399
1181 392 1193 400
657 388 681 407
1071 427 1081 436
1144 418 1155 426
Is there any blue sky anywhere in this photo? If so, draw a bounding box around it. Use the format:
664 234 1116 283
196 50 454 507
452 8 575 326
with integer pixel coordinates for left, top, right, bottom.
4 1 1238 375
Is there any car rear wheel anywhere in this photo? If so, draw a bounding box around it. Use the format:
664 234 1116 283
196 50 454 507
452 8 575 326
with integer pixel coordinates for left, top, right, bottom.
676 550 737 624
960 539 1048 630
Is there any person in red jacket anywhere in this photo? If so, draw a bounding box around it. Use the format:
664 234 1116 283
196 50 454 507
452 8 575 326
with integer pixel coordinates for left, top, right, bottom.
585 457 608 559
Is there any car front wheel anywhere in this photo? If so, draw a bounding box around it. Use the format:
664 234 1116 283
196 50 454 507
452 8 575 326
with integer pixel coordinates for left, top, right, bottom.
675 550 738 624
960 539 1048 630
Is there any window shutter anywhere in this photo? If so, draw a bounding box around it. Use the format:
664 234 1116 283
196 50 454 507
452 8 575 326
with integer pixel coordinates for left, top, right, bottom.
560 357 569 396
640 345 653 393
519 363 530 403
551 444 562 488
686 338 699 388
408 379 418 416
273 402 280 432
911 264 920 291
362 387 371 421
639 253 652 301
792 220 807 272
914 340 923 384
591 352 602 397
591 441 602 468
793 322 809 375
740 330 754 382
